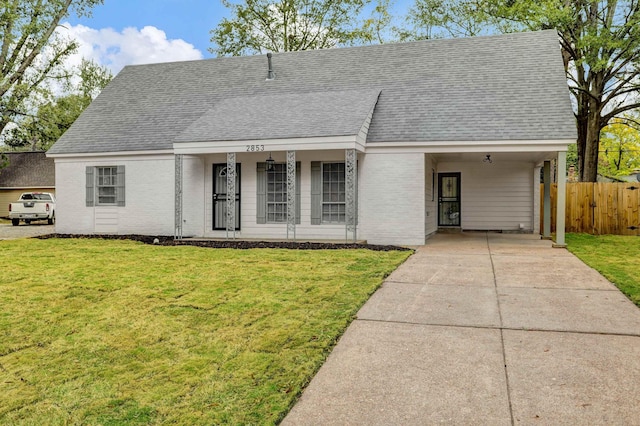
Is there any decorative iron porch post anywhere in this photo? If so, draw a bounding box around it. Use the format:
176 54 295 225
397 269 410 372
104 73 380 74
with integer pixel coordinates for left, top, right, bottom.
174 154 183 240
345 148 357 242
286 150 296 240
226 152 236 239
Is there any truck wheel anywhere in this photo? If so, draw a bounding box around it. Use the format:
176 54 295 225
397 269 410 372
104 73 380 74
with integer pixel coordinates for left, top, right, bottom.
12 219 19 226
48 214 55 225
25 220 31 225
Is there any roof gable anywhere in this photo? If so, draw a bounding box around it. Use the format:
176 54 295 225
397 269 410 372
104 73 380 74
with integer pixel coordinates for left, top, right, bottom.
48 30 577 155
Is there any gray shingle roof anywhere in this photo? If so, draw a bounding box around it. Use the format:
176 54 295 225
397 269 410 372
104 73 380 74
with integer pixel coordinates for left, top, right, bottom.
48 30 576 155
176 89 381 142
0 152 55 187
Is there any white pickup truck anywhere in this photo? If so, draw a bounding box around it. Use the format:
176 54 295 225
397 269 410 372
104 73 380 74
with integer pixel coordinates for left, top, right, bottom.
8 192 56 226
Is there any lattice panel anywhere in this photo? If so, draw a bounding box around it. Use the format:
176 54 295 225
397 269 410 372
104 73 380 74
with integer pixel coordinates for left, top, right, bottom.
174 154 183 240
226 152 236 239
287 150 296 240
345 148 357 242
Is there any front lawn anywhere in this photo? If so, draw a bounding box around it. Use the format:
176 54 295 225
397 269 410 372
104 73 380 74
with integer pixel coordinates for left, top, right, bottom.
0 238 410 424
567 233 640 307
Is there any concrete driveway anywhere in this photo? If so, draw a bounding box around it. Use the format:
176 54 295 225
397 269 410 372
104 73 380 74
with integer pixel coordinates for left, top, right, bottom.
0 222 54 240
283 232 640 425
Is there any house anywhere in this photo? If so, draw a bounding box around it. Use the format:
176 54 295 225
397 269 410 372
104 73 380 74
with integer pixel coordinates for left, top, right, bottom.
620 170 640 183
47 30 576 246
0 151 55 217
598 170 640 183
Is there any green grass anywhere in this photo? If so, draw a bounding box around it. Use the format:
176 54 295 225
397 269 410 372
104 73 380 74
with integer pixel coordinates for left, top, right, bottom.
0 238 411 425
566 233 640 307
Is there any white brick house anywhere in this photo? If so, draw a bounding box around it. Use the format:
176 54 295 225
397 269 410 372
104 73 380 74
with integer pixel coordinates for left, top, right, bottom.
47 30 576 246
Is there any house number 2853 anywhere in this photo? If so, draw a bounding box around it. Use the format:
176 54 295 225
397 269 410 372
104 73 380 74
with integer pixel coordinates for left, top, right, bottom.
246 145 265 152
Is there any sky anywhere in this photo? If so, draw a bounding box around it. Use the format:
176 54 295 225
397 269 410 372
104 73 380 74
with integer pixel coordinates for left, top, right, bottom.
63 0 412 76
63 0 227 74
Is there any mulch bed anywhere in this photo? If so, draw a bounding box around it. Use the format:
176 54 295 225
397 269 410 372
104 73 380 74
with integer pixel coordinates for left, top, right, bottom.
36 234 412 251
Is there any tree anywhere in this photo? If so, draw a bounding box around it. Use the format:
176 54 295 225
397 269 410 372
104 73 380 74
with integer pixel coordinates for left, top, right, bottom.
598 113 640 177
403 0 490 40
4 93 86 151
0 0 103 136
3 59 111 151
407 0 640 182
210 0 392 56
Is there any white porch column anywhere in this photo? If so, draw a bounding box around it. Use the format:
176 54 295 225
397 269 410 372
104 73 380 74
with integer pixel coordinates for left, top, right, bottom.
286 150 296 240
533 166 541 234
553 152 567 248
345 148 357 242
226 152 236 240
174 154 183 240
543 160 551 239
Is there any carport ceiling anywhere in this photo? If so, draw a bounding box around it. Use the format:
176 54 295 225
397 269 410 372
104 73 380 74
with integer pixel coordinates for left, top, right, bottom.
430 151 560 165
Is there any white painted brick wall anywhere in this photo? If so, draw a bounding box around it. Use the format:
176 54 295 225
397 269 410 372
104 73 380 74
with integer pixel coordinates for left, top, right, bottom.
55 151 428 245
55 154 176 235
55 160 94 234
182 156 205 237
359 153 425 245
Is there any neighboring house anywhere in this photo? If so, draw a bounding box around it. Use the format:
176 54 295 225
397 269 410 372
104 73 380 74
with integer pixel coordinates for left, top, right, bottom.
621 170 640 183
47 30 576 246
598 170 640 183
0 152 55 217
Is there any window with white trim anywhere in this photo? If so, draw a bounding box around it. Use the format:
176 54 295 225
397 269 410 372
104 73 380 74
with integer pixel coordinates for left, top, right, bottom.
256 162 300 224
267 163 287 223
322 162 346 223
97 166 118 205
86 165 125 207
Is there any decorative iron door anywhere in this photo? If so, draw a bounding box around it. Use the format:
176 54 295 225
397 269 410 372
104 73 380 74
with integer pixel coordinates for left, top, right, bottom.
438 173 461 227
212 164 241 230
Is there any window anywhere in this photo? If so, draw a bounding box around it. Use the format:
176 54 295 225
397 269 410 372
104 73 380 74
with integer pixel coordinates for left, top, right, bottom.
33 193 52 201
267 163 287 223
97 166 117 205
256 162 300 224
86 165 125 207
322 162 346 223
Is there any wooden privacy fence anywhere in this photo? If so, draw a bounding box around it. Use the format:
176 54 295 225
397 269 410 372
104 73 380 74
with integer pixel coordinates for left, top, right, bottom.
541 183 640 236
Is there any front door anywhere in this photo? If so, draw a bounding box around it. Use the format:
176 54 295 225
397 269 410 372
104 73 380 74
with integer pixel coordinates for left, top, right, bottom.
438 173 461 227
213 164 241 230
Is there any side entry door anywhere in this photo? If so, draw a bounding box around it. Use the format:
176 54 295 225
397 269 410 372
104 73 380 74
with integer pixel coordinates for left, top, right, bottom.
438 172 461 227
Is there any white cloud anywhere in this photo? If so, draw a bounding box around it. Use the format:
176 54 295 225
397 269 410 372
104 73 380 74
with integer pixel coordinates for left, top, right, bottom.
57 22 204 75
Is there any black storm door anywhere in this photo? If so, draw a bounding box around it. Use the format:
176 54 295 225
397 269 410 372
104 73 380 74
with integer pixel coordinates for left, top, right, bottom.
438 172 461 227
213 163 241 230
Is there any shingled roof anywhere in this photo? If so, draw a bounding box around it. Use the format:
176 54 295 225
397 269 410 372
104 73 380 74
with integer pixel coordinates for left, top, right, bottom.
48 30 576 155
0 152 55 187
175 89 381 142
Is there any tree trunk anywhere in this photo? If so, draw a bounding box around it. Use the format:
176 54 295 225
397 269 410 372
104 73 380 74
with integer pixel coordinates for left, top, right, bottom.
574 86 589 179
581 103 601 182
576 112 587 178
